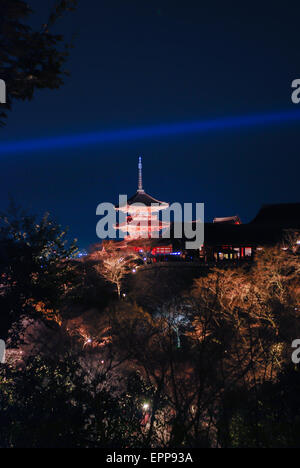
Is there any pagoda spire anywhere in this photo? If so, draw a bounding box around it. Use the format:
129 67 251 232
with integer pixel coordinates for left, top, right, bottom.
137 156 144 192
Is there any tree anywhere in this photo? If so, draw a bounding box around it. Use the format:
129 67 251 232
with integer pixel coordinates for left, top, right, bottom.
0 203 78 337
217 365 300 448
0 0 77 126
93 240 141 299
0 355 146 448
188 244 300 446
106 298 226 447
2 236 299 447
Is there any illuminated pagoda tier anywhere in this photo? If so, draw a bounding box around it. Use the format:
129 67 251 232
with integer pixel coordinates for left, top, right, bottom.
115 156 170 242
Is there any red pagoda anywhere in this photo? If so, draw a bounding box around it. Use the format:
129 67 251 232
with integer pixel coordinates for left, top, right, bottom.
115 157 171 251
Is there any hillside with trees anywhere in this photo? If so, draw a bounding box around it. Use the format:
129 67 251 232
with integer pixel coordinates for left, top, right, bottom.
0 206 299 447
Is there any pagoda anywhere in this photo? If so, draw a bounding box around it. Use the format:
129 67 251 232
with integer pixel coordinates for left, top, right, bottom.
115 156 170 242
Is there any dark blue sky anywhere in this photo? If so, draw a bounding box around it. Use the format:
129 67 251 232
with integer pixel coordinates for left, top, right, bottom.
1 1 300 248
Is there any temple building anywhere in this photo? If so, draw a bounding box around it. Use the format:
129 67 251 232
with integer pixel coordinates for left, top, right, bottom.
114 157 171 252
113 157 300 263
176 203 300 262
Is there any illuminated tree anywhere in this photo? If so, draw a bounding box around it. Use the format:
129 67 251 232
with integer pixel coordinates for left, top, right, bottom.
93 240 140 298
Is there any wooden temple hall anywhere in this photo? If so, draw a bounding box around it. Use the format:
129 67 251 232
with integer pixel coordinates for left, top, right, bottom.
201 203 300 262
114 157 300 262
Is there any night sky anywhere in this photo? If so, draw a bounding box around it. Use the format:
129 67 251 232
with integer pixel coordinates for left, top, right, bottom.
1 1 300 248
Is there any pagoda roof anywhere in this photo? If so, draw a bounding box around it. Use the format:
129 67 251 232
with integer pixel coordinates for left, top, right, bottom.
115 190 168 208
127 190 168 206
116 219 170 229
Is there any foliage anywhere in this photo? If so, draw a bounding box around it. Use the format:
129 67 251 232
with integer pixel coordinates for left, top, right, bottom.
0 0 77 125
92 240 141 298
0 203 78 336
1 224 299 447
217 365 300 447
0 355 146 448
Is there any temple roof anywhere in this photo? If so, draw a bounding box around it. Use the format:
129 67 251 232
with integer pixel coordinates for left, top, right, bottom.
115 190 168 208
250 203 300 228
127 190 168 206
213 215 241 224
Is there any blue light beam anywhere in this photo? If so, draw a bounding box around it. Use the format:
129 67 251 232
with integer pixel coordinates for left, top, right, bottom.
1 109 300 156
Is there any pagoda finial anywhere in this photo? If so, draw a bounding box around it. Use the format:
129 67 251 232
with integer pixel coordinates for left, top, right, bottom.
137 155 144 192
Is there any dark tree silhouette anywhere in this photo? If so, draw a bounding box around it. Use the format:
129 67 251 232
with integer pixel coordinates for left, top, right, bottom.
0 203 78 337
0 0 77 125
0 355 147 448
